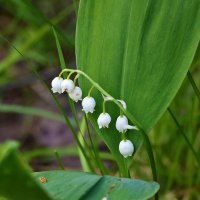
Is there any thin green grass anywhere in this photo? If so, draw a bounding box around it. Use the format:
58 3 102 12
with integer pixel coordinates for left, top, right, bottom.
167 108 200 167
54 150 65 170
0 103 66 123
22 146 113 162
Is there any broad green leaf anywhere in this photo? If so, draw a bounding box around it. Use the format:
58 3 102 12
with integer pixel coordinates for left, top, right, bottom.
0 141 52 200
0 141 157 200
76 0 200 171
34 171 159 200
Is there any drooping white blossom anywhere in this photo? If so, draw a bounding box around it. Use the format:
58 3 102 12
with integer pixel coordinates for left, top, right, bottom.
116 115 138 133
69 86 82 102
119 140 134 158
51 77 63 94
61 79 75 93
82 96 96 113
97 113 111 128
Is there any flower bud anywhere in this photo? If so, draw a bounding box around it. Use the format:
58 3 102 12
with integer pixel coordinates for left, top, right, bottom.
61 79 75 93
116 115 138 132
97 113 111 128
51 77 63 94
117 100 127 109
119 140 134 158
82 96 96 113
69 86 82 102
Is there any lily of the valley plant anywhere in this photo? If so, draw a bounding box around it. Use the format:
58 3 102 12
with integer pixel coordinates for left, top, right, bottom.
51 68 139 158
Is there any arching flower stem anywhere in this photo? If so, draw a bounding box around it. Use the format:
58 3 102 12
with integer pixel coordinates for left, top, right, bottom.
59 68 141 129
67 71 75 79
73 74 80 84
88 85 95 97
59 68 157 182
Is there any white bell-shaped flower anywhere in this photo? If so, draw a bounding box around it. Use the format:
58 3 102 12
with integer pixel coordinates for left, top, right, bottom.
82 96 96 113
61 79 75 93
51 77 63 94
97 113 111 128
116 115 138 133
69 86 82 102
119 139 134 158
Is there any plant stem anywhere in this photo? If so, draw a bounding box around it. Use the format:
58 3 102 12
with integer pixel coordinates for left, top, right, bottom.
84 114 108 175
102 100 106 113
78 117 91 172
73 74 80 84
68 98 96 166
60 69 158 193
53 93 95 172
168 108 200 167
67 71 74 79
120 133 130 178
88 85 95 97
54 150 65 170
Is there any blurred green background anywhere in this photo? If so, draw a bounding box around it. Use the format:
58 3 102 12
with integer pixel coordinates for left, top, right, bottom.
0 1 200 199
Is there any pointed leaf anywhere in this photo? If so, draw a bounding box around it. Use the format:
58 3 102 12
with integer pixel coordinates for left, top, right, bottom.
0 141 52 200
34 171 159 200
76 0 200 170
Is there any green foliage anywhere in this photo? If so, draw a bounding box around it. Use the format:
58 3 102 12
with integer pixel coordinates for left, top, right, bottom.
0 141 52 200
0 103 66 123
76 0 200 172
0 0 74 77
34 171 159 200
1 0 200 198
0 142 159 200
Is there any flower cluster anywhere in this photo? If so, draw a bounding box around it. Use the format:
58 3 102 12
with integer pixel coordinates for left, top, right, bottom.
51 72 138 158
51 76 82 102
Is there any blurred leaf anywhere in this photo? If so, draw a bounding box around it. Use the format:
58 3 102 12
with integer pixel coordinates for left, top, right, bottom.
22 146 113 162
5 0 48 26
76 0 200 171
34 171 159 200
0 141 52 200
0 5 74 74
0 103 67 123
0 133 158 200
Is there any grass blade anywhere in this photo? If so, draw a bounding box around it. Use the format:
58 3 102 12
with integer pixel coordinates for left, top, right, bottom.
0 103 66 123
168 108 200 167
52 26 67 74
54 150 65 170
